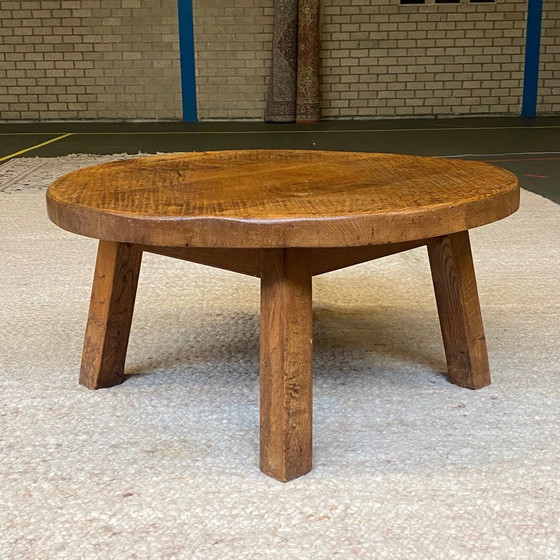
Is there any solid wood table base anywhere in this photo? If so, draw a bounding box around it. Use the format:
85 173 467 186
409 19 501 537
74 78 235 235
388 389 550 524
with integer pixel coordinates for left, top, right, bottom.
47 150 519 481
80 233 490 481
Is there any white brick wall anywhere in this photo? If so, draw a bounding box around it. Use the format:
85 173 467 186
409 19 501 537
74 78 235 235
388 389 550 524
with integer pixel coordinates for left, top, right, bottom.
539 0 560 114
321 0 527 118
0 0 558 121
0 0 182 120
192 0 542 120
192 0 273 120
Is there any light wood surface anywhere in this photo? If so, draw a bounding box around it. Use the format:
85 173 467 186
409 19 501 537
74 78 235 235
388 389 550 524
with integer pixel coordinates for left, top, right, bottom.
259 249 313 481
46 150 519 248
80 241 142 389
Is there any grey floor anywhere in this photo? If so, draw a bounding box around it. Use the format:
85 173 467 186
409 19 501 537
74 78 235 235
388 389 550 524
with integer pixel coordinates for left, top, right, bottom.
1 116 559 203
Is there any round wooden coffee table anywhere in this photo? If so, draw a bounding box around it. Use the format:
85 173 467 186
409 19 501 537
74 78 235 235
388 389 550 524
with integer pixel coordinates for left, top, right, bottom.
46 150 519 481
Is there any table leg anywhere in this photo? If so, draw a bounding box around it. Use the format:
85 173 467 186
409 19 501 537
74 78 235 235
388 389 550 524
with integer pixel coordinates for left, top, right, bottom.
427 231 491 390
80 241 142 389
259 249 313 481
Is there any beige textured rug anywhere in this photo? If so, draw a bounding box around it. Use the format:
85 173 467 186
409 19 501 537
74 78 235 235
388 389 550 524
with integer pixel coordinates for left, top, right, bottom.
1 157 559 559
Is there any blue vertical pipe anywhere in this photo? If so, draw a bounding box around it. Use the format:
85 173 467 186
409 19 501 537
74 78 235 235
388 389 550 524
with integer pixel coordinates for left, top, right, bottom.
178 0 197 122
521 0 544 118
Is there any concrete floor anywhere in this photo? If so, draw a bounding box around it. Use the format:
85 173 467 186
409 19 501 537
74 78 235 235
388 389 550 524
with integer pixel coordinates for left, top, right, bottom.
1 116 559 204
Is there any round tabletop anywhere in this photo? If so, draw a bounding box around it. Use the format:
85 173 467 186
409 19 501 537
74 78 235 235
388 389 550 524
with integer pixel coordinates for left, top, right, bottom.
46 150 520 248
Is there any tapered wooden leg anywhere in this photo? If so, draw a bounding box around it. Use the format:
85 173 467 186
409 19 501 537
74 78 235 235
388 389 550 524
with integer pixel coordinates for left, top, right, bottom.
259 249 313 481
427 231 491 390
80 241 142 389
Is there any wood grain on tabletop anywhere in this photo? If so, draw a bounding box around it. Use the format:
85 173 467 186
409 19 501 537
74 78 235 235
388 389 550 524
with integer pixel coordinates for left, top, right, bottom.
46 150 520 248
